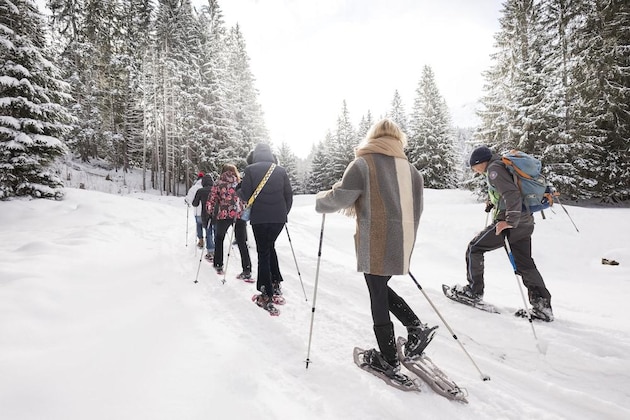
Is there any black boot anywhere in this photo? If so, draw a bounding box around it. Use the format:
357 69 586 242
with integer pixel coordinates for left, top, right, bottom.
404 323 438 359
373 322 399 372
530 297 554 322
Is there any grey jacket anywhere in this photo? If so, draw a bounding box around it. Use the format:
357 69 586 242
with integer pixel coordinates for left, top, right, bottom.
486 154 532 228
315 153 423 276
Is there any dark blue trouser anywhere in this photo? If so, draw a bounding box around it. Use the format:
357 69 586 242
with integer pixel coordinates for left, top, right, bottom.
252 223 285 298
200 216 215 251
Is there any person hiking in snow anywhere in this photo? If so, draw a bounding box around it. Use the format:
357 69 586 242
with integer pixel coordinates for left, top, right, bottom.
192 174 216 261
206 164 252 278
448 146 554 321
315 118 438 380
185 172 205 248
238 143 293 314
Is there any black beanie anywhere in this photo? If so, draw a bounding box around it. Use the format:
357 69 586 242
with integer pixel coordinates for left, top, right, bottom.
201 175 213 187
469 146 493 167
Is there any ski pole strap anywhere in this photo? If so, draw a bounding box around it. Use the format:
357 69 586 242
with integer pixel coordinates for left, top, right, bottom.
247 163 276 208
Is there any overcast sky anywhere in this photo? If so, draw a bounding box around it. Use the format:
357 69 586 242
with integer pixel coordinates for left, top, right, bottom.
35 0 504 158
209 0 504 157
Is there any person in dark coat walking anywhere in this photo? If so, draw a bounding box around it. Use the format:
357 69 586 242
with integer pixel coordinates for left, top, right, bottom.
238 143 293 312
192 174 216 260
449 146 554 321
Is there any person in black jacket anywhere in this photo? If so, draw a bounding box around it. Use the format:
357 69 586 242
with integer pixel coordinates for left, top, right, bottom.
238 143 293 313
192 174 216 261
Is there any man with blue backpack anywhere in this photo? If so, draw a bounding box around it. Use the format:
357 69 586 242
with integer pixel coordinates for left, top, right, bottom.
448 146 554 322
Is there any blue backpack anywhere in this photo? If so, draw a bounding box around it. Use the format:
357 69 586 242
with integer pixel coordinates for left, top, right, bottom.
501 150 555 213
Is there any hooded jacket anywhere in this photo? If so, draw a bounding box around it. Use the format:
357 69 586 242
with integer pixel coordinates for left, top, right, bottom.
186 178 203 217
192 175 215 226
485 154 533 228
238 143 293 224
206 171 245 221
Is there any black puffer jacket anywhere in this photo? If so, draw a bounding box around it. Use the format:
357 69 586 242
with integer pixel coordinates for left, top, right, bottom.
192 175 215 226
239 143 293 224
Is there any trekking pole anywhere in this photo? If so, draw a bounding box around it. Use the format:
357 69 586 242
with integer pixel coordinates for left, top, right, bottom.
193 239 204 284
305 214 326 369
186 204 190 247
285 224 308 301
221 221 237 285
502 236 547 355
408 272 491 381
554 196 579 233
194 217 212 284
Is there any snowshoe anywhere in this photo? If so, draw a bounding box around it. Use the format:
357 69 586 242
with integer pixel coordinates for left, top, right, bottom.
396 337 468 402
442 284 500 314
236 271 255 283
353 347 419 392
515 307 554 322
252 294 280 316
272 295 286 305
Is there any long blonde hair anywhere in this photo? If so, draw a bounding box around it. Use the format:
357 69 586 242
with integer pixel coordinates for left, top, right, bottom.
365 118 407 148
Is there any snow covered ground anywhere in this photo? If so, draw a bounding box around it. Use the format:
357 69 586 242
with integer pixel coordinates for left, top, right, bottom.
1 185 629 420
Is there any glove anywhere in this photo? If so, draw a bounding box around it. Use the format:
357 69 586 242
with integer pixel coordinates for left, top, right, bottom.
484 201 494 213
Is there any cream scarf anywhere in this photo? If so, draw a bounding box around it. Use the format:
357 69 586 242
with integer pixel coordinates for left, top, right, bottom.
338 136 408 217
355 136 408 159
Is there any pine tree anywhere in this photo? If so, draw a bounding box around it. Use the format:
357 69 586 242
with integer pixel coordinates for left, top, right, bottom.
564 0 630 201
536 0 586 199
309 134 335 191
0 0 71 199
408 66 458 189
48 0 100 163
329 100 357 184
387 90 408 135
119 0 154 173
357 110 374 142
195 0 240 179
276 142 299 190
226 24 268 169
509 0 547 155
476 0 547 155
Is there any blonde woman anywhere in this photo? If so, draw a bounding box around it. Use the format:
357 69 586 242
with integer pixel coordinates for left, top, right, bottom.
315 119 437 382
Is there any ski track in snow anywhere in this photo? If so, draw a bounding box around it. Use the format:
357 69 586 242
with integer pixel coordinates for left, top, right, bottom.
0 188 629 420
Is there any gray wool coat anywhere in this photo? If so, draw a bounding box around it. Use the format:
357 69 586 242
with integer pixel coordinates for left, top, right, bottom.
315 153 423 276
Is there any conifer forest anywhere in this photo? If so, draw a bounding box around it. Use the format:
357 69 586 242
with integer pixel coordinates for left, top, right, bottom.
1 0 628 202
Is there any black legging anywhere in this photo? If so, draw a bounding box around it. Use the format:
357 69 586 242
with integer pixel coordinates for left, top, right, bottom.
213 218 251 272
364 273 419 328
